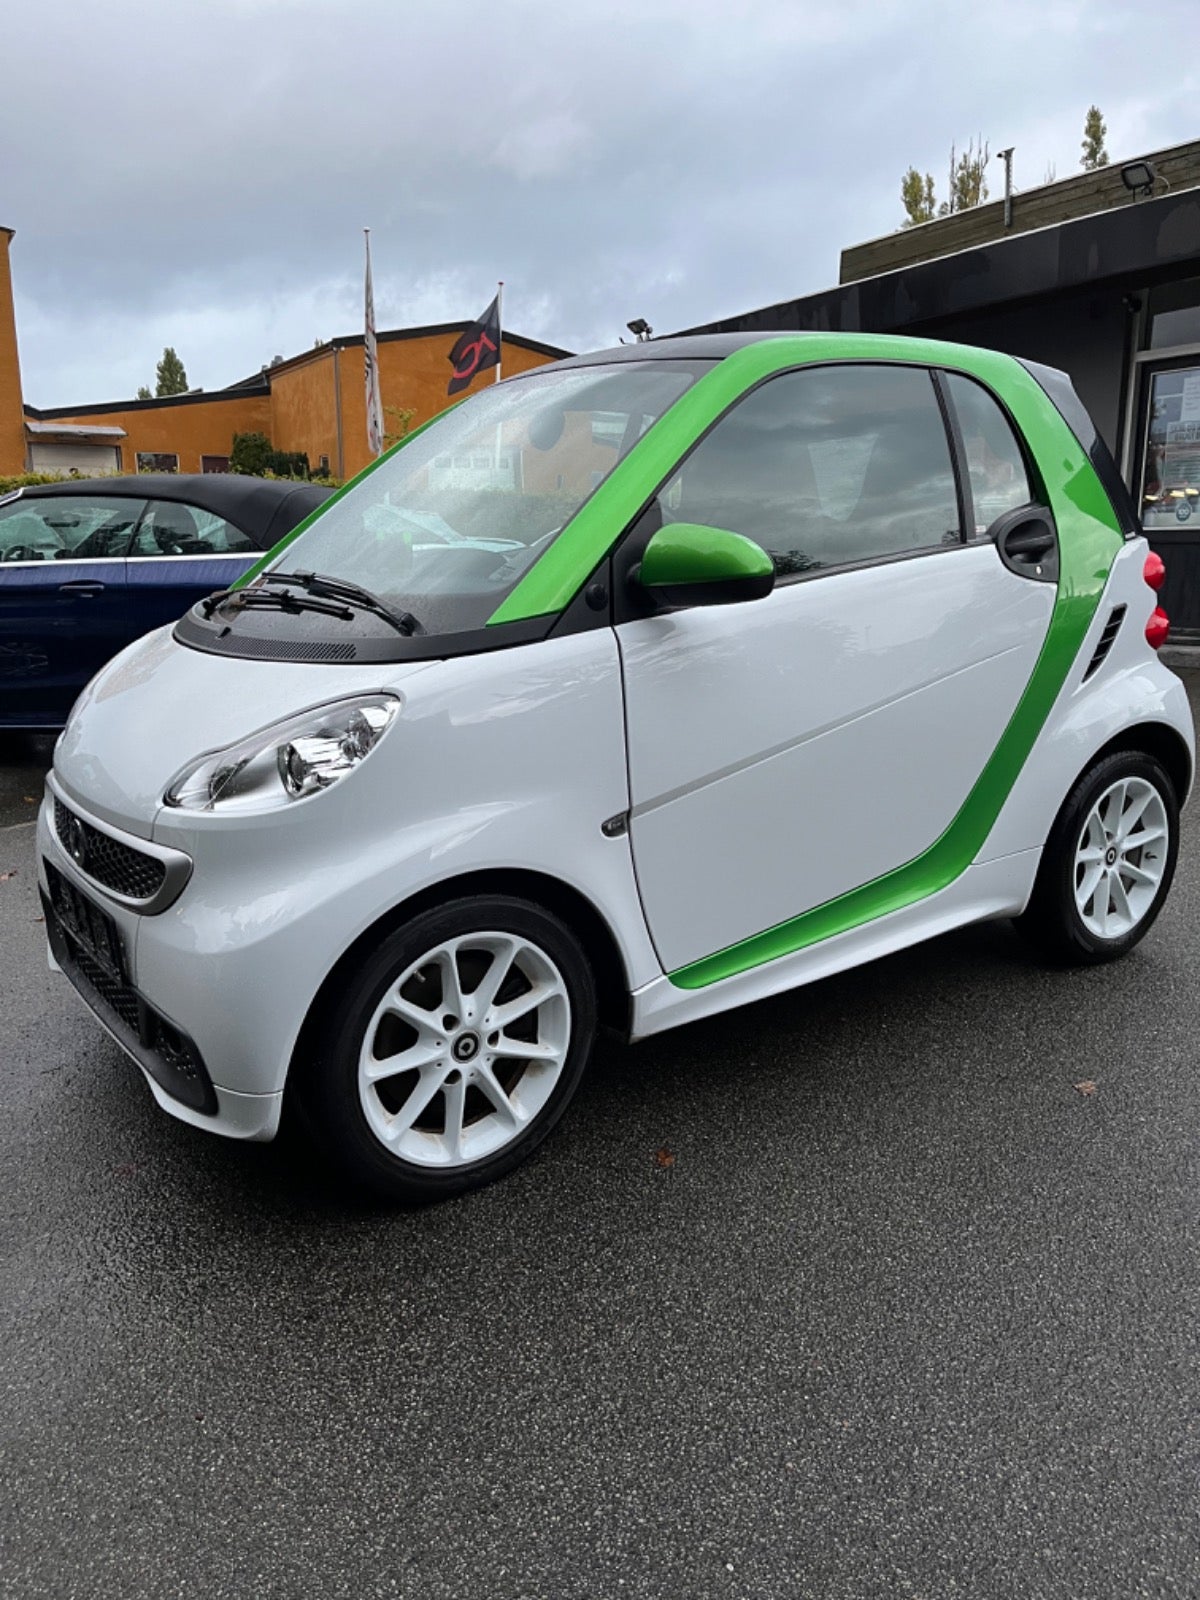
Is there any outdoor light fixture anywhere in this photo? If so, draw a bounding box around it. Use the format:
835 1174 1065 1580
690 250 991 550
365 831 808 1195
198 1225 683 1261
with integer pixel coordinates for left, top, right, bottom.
627 318 653 342
1120 161 1157 197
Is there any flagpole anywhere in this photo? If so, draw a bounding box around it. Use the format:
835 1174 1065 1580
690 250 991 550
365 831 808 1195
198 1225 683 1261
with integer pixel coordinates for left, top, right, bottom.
495 281 504 383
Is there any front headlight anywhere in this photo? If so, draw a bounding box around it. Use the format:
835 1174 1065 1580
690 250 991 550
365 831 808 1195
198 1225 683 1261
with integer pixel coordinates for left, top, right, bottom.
164 694 400 813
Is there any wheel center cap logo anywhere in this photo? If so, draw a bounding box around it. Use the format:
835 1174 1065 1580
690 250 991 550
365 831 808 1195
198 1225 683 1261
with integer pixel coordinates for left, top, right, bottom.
1106 847 1118 866
452 1034 479 1063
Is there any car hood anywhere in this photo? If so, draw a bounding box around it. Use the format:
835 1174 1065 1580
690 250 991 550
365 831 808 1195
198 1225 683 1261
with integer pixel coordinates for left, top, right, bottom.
53 626 435 837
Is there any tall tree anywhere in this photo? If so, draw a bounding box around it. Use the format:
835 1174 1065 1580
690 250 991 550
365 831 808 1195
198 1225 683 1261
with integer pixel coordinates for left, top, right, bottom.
1081 106 1109 170
155 347 189 397
900 167 937 227
939 138 989 215
136 385 152 400
898 137 990 228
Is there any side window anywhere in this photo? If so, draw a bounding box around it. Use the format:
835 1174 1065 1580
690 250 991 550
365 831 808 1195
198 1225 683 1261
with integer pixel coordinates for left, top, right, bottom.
129 502 256 557
944 373 1032 536
665 364 961 576
0 496 144 562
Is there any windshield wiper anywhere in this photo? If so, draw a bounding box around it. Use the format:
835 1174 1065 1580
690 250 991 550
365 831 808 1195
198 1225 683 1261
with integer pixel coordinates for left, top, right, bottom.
201 586 354 623
263 570 420 636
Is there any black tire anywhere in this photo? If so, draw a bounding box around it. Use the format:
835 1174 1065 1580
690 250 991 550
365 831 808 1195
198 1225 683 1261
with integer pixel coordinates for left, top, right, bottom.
1014 749 1179 965
295 895 597 1203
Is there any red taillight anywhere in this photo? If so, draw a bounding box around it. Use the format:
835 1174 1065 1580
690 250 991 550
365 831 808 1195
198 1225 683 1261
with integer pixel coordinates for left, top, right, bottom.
1144 551 1166 591
1146 607 1170 650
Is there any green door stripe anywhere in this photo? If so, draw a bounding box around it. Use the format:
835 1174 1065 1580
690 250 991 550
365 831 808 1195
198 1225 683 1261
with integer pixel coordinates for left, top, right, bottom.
665 347 1123 988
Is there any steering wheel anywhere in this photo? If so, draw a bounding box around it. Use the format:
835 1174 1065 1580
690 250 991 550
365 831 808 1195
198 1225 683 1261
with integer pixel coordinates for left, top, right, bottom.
1 545 37 562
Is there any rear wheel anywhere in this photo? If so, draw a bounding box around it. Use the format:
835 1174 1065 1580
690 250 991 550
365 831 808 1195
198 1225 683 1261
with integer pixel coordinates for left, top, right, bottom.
297 896 597 1202
1014 750 1179 964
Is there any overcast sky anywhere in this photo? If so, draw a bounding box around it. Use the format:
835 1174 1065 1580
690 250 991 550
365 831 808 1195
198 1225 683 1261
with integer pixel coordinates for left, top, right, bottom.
4 0 1197 408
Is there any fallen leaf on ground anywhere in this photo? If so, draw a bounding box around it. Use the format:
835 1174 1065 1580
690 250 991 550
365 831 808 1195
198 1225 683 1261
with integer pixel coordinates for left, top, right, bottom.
0 870 15 882
654 1146 675 1169
22 796 35 804
1073 1080 1097 1096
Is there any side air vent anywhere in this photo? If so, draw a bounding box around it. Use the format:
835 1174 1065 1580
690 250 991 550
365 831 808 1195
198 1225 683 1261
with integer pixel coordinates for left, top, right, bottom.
1083 605 1126 682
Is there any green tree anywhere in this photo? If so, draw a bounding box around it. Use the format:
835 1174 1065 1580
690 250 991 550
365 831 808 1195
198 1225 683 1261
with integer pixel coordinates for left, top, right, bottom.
900 167 937 227
1081 106 1109 170
229 431 274 475
155 346 189 397
383 404 416 451
939 137 989 215
899 138 990 228
136 385 152 401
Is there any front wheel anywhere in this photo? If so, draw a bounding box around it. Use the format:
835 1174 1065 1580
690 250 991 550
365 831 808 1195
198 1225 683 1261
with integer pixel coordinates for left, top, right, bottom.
296 896 598 1202
1014 750 1179 965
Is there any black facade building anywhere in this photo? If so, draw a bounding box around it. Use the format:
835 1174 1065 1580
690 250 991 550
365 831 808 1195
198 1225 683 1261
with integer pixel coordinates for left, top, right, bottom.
682 145 1200 642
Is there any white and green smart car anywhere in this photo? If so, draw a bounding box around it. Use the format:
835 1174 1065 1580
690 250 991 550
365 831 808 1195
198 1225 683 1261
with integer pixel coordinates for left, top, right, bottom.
38 333 1194 1201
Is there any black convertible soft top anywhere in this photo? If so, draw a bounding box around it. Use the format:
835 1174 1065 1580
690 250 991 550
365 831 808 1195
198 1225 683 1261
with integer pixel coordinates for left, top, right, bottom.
13 474 334 549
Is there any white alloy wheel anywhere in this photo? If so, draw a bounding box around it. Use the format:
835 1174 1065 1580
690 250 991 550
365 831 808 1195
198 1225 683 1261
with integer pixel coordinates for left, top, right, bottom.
357 931 572 1167
1073 776 1170 940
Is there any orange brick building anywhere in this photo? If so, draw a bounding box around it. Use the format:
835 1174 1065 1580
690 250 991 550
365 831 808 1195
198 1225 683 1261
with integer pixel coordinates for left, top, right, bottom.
1 225 570 480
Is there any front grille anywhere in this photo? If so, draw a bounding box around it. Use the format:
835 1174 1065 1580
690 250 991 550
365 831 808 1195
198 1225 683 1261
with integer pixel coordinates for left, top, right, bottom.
54 797 166 901
1083 605 1126 682
72 937 143 1035
42 867 216 1115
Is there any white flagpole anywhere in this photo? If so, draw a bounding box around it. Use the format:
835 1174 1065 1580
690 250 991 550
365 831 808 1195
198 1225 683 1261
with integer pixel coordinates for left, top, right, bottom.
364 228 384 457
494 280 504 383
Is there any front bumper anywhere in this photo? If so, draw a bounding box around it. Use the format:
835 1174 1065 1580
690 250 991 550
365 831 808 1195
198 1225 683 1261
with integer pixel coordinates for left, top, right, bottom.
38 790 284 1141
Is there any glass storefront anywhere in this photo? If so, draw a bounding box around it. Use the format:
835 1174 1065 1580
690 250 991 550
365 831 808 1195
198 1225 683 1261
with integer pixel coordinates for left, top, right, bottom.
1138 364 1200 533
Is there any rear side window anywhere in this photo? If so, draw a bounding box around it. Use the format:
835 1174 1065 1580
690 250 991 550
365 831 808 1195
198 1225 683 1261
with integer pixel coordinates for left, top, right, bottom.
944 373 1032 535
664 364 961 576
130 502 256 557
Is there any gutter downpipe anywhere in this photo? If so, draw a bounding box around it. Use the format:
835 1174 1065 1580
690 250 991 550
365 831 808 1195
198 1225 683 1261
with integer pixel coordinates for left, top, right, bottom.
332 344 345 479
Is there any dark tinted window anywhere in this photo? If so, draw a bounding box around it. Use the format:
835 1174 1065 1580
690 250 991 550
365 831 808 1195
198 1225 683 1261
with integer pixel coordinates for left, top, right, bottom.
130 502 255 557
944 372 1032 535
0 495 144 562
664 364 960 576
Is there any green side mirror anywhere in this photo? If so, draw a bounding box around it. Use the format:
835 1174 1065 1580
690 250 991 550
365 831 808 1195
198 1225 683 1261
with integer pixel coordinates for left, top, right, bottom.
633 522 775 608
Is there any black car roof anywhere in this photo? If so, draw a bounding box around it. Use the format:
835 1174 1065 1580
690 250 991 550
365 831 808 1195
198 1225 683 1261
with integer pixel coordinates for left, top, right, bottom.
16 473 334 543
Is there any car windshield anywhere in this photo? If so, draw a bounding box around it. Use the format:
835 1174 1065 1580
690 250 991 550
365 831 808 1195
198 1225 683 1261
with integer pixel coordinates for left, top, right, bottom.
263 360 706 636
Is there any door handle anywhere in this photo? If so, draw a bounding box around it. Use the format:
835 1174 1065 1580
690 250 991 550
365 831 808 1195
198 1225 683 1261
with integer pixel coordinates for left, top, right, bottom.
1001 525 1055 559
991 507 1059 583
58 580 106 596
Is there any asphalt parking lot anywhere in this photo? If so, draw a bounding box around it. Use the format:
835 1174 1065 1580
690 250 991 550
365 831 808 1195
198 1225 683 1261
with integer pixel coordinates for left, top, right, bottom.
3 676 1200 1600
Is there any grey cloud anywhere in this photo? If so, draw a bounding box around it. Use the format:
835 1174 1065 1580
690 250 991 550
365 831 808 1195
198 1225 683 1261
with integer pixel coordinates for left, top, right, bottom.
3 0 1196 405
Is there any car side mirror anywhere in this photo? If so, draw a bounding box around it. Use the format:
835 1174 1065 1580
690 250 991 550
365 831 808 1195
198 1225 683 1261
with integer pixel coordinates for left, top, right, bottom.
631 522 775 608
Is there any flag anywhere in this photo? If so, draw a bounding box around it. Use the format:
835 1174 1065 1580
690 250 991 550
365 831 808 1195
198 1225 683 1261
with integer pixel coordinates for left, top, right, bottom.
447 292 501 395
364 231 383 456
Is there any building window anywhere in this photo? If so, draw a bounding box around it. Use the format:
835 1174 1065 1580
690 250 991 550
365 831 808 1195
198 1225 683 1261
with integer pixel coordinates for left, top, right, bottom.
136 452 179 474
201 455 230 474
1138 364 1200 530
1147 278 1200 352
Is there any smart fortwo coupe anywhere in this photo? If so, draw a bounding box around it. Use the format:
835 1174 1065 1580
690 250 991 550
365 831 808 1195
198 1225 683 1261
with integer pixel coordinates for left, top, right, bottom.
38 333 1194 1201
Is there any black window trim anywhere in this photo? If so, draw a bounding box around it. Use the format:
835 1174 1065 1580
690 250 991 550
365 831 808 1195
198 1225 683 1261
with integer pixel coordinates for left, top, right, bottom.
935 367 1044 547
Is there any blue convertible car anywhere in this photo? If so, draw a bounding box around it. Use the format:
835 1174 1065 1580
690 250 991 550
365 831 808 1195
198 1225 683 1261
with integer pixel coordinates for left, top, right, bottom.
0 474 332 729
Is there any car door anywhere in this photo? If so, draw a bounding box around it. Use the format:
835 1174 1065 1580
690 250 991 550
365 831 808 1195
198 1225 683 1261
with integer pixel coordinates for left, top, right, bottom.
0 492 146 728
124 499 260 634
616 361 1055 978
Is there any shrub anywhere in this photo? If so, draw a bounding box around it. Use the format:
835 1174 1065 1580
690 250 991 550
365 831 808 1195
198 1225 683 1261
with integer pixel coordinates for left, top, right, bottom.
230 432 312 479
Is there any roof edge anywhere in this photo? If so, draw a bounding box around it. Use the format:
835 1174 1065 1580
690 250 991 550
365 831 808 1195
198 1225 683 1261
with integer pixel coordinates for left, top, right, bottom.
25 383 271 421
